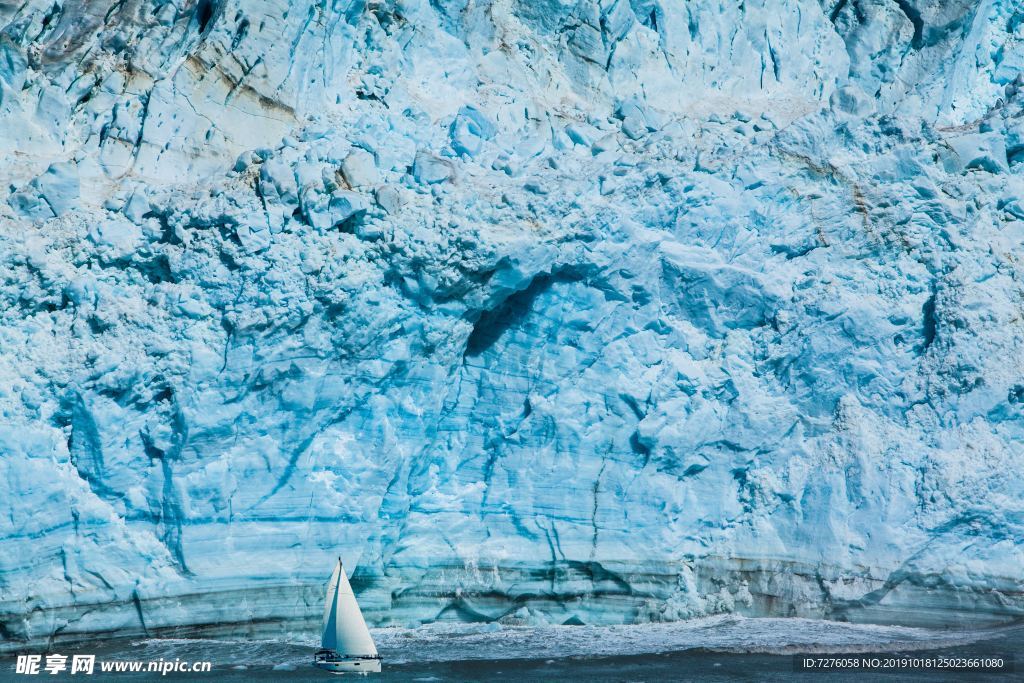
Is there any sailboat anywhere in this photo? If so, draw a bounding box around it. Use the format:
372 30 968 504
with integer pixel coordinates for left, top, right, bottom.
313 558 382 674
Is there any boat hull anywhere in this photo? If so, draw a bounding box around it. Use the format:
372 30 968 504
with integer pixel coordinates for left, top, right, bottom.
314 655 382 674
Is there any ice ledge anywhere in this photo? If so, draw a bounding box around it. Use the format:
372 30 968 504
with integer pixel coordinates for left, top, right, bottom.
4 557 1022 652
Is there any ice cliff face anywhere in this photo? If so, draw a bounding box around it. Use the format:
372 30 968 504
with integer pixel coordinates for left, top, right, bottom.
2 0 1024 647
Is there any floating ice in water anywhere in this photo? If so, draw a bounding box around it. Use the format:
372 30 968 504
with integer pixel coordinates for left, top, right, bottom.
110 617 1010 671
371 617 1001 664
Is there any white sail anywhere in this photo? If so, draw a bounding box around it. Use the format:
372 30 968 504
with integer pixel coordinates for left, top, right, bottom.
320 558 378 657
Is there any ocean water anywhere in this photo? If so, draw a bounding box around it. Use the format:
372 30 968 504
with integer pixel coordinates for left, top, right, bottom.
4 616 1020 681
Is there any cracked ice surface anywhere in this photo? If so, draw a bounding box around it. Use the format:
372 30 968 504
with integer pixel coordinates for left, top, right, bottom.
2 0 1024 647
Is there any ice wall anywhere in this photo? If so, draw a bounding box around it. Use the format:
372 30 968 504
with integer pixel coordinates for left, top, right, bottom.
2 0 1024 647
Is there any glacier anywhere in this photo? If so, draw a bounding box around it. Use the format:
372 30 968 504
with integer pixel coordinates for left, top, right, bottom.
2 0 1024 649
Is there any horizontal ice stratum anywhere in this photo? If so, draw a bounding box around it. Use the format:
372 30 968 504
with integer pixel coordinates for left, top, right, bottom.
2 0 1024 648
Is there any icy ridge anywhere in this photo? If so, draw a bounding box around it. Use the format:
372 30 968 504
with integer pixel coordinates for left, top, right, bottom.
1 0 1024 647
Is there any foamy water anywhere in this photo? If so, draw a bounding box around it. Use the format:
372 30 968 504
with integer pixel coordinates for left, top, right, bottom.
114 615 1007 667
7 618 1016 681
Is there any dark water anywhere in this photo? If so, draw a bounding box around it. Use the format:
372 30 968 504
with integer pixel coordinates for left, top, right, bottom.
4 617 1022 681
